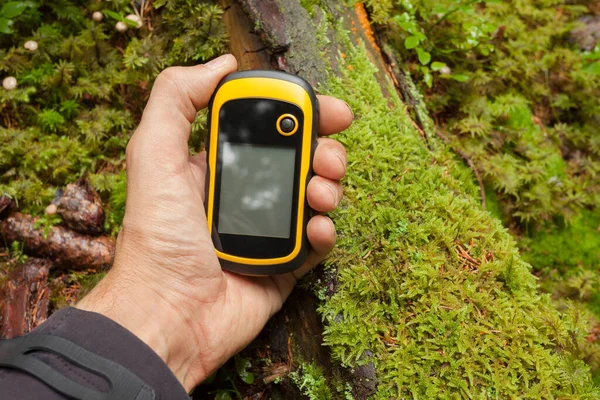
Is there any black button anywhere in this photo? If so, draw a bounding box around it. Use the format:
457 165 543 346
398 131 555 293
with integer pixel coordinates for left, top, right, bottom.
280 117 296 133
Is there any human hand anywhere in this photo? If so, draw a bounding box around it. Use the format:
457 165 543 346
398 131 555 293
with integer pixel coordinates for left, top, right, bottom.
76 54 352 392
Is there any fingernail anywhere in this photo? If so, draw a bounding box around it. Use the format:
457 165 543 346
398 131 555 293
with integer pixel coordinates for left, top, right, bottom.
343 101 355 120
205 54 231 70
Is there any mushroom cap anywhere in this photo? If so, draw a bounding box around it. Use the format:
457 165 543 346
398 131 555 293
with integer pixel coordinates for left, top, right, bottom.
45 204 58 215
115 21 128 32
2 76 17 90
92 11 103 21
24 40 38 51
125 14 143 28
439 66 452 76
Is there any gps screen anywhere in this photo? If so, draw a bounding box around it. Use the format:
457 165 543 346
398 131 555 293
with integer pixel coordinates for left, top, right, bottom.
217 142 296 239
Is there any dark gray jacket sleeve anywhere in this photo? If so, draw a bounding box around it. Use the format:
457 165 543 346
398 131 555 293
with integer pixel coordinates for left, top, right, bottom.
0 307 190 399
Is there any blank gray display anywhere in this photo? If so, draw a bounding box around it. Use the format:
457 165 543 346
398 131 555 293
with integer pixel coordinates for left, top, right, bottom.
218 143 296 239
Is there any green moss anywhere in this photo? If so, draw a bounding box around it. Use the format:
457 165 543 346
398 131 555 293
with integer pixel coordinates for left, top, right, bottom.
299 0 320 17
521 211 600 274
522 210 600 381
315 20 599 397
0 0 227 234
290 363 334 400
374 0 600 228
71 270 107 300
157 2 228 64
90 170 127 235
589 293 600 321
484 185 504 222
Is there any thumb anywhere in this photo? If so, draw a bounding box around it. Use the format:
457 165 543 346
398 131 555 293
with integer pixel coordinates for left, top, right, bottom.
130 55 238 166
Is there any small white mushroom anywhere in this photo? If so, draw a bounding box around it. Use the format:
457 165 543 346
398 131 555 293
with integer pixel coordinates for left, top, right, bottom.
115 21 128 32
45 204 57 215
125 14 142 28
2 76 17 91
24 40 38 51
92 11 103 22
439 66 452 76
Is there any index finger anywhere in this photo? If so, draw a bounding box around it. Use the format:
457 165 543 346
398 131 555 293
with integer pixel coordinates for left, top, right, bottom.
317 95 353 136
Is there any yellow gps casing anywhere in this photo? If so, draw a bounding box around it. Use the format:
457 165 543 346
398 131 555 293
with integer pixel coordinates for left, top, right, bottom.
205 71 319 275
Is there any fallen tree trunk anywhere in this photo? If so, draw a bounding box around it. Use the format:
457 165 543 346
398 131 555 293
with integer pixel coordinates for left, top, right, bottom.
0 213 115 270
195 0 599 398
0 258 52 339
195 1 425 398
194 1 387 398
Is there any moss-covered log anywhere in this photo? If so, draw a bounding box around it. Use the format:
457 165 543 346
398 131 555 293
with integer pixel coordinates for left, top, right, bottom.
195 0 599 398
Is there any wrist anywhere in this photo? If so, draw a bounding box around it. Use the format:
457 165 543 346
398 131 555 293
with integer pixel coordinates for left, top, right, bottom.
75 268 207 392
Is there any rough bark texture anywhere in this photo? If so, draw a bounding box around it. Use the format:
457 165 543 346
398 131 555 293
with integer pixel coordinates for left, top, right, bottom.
53 178 105 235
0 213 115 270
0 258 52 339
237 0 328 86
221 0 272 71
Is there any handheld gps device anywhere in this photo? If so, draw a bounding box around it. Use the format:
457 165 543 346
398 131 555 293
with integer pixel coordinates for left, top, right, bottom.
205 71 319 276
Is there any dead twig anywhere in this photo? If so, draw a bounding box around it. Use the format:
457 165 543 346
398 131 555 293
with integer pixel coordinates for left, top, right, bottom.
262 363 290 384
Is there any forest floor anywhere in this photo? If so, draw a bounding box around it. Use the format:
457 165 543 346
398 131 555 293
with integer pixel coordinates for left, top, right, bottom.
1 0 600 397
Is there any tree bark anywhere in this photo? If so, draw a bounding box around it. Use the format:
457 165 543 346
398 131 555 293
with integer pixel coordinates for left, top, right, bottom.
0 258 52 339
0 213 115 270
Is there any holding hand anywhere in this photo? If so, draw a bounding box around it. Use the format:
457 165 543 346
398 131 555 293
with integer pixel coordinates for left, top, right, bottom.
76 54 353 392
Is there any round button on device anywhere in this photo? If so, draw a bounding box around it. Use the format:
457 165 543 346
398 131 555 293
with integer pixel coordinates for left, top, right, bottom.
280 117 295 132
276 114 299 136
